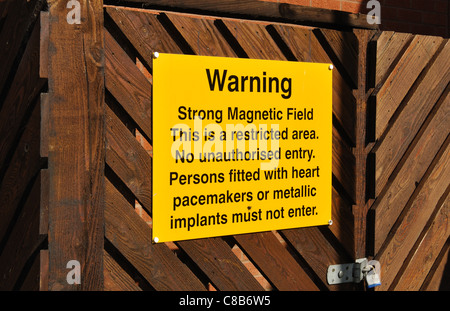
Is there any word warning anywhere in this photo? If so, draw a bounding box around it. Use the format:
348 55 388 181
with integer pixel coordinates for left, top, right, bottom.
152 53 332 243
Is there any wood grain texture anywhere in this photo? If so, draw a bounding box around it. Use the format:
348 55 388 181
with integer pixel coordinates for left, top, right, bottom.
0 100 41 247
122 0 377 29
375 35 442 140
374 31 412 87
375 139 450 290
166 12 237 57
374 40 450 197
234 231 319 290
178 238 264 291
0 15 45 175
47 0 105 290
0 168 45 290
105 29 152 140
0 0 41 97
371 89 449 254
106 6 182 68
282 226 354 290
105 179 206 291
105 105 152 211
103 250 142 291
393 192 449 291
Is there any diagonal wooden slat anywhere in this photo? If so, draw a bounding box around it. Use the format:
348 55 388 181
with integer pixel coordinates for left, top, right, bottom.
165 13 237 57
281 227 354 290
0 169 45 290
103 250 142 291
393 191 449 291
105 179 206 291
0 15 45 178
374 35 442 140
373 40 450 197
371 88 449 254
178 238 264 291
105 29 152 140
0 99 41 251
374 31 413 87
375 138 450 290
221 19 285 60
106 6 183 69
105 105 152 212
0 0 41 98
315 28 359 88
234 232 319 290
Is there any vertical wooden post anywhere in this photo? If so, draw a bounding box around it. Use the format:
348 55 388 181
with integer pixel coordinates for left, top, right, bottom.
47 0 105 290
352 28 376 260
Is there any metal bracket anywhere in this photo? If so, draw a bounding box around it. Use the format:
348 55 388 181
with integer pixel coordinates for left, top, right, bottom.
327 258 368 285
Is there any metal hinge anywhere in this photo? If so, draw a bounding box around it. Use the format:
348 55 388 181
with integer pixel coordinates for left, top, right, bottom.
327 258 377 285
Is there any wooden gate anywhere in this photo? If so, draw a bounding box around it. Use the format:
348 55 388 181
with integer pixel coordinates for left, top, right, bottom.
100 5 373 291
0 0 448 291
368 31 450 290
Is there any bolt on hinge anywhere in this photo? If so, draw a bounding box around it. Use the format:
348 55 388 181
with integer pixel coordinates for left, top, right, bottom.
327 258 378 285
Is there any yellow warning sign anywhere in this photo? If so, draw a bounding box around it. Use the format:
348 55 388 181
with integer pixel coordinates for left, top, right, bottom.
152 53 332 243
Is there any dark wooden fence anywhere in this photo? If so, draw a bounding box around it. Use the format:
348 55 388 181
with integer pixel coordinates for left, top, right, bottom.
0 0 448 291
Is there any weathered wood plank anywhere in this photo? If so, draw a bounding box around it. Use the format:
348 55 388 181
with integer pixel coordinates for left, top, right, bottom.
0 100 41 246
166 12 237 57
39 11 49 79
371 89 449 253
104 250 142 291
39 249 49 291
374 40 450 196
47 0 105 290
19 249 41 291
105 179 206 291
393 191 449 291
332 126 355 201
0 169 45 290
0 0 40 97
375 35 442 140
106 6 183 68
421 241 449 291
122 0 377 29
178 238 264 291
105 105 152 211
375 31 413 87
375 138 450 290
282 227 354 290
105 29 152 140
234 231 319 290
221 19 285 60
316 29 359 88
0 15 45 173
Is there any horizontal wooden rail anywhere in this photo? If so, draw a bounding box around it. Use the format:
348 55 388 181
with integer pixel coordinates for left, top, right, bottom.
105 0 378 30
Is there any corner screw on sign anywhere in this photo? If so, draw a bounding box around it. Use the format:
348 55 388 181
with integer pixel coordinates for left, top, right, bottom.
66 0 81 25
